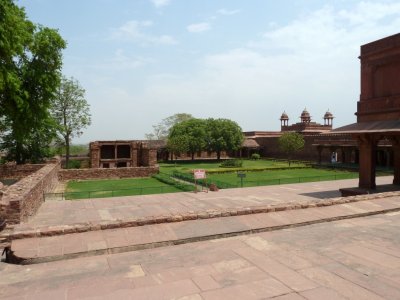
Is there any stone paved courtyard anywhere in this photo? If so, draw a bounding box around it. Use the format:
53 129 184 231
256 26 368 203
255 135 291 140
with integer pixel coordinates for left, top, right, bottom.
1 211 400 299
1 177 400 299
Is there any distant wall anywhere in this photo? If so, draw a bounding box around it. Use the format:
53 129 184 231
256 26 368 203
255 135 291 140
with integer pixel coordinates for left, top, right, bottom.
0 162 60 224
58 166 159 181
256 135 332 162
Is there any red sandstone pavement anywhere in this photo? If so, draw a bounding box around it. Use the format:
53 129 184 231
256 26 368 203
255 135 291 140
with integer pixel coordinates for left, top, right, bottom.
8 194 400 264
1 210 400 299
13 176 395 232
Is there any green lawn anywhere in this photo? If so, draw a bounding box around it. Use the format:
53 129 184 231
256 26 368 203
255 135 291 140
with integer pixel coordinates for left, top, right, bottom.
207 168 358 187
162 159 361 188
65 177 186 200
64 160 371 200
159 159 307 175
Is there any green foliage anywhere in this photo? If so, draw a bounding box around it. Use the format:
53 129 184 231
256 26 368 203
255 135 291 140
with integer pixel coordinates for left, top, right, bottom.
146 113 193 140
167 117 244 160
0 0 66 163
152 173 193 192
220 159 243 168
50 77 91 168
168 118 207 160
251 153 260 160
278 132 305 166
205 118 244 160
66 159 81 169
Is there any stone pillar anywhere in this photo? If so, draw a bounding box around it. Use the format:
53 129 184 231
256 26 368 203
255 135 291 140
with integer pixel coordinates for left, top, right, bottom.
149 149 157 166
130 142 138 167
391 137 400 185
89 142 100 168
357 134 378 189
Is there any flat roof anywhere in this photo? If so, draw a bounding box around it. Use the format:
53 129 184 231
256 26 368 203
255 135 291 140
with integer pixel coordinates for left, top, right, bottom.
332 120 400 134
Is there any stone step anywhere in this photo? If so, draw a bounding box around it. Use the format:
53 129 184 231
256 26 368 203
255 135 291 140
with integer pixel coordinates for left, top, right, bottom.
7 191 399 242
8 196 400 265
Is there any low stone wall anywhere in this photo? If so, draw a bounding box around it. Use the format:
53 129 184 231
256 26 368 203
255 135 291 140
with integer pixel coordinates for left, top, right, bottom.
0 164 45 180
0 163 60 224
58 166 159 181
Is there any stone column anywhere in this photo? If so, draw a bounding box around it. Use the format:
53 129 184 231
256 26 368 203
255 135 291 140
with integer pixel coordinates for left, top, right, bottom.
130 142 138 167
391 137 400 185
357 134 378 189
89 142 100 168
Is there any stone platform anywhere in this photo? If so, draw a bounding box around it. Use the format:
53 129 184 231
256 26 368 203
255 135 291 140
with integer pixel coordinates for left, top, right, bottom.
3 177 399 265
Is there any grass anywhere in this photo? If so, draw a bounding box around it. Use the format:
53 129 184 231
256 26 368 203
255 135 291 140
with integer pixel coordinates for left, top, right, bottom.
159 159 307 174
65 177 187 200
63 159 392 200
164 159 363 188
206 168 359 187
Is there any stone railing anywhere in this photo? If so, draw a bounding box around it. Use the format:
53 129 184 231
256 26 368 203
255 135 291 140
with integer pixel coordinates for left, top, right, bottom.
58 166 159 181
0 162 60 224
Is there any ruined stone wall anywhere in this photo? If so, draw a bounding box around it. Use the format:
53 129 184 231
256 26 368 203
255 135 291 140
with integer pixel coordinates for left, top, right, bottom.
0 162 60 224
58 166 159 181
0 164 45 180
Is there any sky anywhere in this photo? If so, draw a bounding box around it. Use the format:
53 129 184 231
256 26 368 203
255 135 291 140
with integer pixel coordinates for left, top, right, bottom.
18 0 400 143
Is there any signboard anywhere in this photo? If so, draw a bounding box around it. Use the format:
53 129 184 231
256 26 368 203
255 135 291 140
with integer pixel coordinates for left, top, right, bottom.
194 169 206 179
237 172 246 178
237 171 246 188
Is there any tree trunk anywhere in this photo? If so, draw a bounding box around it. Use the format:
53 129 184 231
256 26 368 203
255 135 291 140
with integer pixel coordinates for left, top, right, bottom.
191 152 195 160
65 136 70 169
217 151 221 160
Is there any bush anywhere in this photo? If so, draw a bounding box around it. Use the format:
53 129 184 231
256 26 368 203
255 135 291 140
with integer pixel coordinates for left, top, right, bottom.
220 159 243 168
251 153 260 160
152 173 193 192
66 159 81 169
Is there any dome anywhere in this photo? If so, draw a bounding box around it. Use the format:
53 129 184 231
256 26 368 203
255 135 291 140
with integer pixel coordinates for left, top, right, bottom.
280 111 289 120
300 108 310 118
324 110 334 119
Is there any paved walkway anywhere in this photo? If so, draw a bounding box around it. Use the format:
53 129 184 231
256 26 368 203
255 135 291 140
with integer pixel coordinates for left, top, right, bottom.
9 194 400 264
14 176 396 232
2 210 400 299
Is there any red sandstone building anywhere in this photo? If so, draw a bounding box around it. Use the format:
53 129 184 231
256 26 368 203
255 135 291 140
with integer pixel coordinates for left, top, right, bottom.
333 33 400 189
89 141 158 168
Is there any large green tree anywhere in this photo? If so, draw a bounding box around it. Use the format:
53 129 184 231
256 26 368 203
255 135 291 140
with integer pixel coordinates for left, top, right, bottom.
146 113 193 140
168 118 207 160
278 132 305 166
0 0 66 163
206 118 244 160
51 77 91 168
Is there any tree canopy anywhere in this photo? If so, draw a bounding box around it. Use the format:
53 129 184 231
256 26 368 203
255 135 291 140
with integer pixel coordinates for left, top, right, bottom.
167 117 244 160
206 118 244 160
146 113 193 141
0 0 66 163
278 132 305 166
168 118 207 160
51 76 91 168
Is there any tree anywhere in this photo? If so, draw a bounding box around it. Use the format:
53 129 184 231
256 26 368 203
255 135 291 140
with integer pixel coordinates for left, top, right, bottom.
206 118 244 160
145 113 193 140
50 77 91 168
278 132 305 166
0 0 66 163
168 119 207 160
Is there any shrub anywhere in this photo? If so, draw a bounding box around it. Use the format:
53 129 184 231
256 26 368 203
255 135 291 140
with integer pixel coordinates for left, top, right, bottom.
220 159 243 168
66 159 81 169
251 153 260 160
152 173 193 192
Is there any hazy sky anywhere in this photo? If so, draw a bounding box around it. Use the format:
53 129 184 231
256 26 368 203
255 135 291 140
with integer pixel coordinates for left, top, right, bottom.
19 0 400 143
